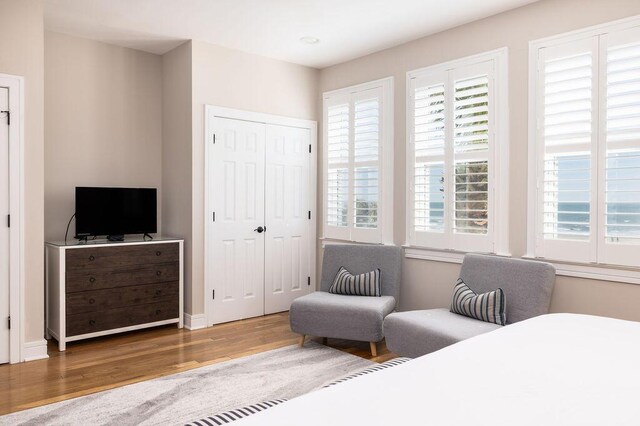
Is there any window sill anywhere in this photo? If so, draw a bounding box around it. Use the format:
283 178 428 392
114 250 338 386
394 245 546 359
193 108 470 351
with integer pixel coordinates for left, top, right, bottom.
522 255 640 286
320 237 395 248
404 248 640 285
403 246 512 264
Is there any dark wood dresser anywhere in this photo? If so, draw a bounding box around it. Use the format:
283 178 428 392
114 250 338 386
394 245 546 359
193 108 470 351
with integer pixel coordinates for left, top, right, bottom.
45 238 183 351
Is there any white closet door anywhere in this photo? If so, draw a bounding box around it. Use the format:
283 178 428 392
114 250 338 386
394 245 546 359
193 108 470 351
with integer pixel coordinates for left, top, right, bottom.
210 117 266 324
264 124 312 314
0 87 9 364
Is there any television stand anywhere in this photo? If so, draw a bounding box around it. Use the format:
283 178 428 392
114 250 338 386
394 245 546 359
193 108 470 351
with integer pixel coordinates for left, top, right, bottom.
107 234 125 242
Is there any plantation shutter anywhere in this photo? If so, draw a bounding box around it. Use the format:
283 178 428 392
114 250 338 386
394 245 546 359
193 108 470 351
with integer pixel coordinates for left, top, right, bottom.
599 26 640 266
351 87 382 243
451 62 494 252
535 38 598 263
324 87 384 243
410 71 448 249
408 60 496 252
325 95 351 240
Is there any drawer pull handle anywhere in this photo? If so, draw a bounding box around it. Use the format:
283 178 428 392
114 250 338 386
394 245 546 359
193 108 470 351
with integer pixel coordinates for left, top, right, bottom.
155 309 162 315
89 298 95 304
156 251 162 256
89 277 96 283
156 270 162 276
89 255 95 261
89 319 96 326
155 290 162 296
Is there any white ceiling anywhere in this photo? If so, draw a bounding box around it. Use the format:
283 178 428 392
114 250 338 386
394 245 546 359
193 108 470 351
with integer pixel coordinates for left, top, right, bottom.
44 0 539 69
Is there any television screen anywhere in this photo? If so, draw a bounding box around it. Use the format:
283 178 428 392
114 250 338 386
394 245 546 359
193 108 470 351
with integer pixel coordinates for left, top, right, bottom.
75 187 157 237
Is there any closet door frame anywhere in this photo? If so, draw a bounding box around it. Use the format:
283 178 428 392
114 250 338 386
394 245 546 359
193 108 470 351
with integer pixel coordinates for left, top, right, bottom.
204 105 318 327
0 74 25 364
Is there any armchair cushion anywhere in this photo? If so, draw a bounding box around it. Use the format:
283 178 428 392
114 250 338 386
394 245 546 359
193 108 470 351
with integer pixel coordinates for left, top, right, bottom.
290 292 396 343
384 308 502 358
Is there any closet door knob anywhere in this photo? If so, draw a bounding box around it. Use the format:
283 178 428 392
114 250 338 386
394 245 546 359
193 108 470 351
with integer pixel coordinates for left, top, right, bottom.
253 226 265 233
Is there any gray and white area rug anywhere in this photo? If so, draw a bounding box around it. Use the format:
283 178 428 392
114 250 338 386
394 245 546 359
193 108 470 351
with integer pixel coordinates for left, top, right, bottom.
2 342 373 426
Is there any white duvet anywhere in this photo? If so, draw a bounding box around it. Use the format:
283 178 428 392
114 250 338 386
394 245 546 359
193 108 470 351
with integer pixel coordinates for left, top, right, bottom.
237 314 640 425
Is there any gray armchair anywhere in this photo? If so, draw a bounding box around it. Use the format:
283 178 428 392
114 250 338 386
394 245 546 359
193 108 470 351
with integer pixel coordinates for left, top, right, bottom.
384 254 556 358
290 244 402 356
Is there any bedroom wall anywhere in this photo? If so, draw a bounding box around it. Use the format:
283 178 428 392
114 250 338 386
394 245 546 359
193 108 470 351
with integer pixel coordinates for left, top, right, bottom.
187 40 319 317
317 0 640 321
161 41 193 313
0 0 45 345
44 32 163 242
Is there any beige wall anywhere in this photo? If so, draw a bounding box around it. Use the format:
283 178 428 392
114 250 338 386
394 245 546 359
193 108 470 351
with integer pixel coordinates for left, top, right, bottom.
318 0 640 321
187 40 319 315
161 41 193 312
0 0 45 343
44 32 163 242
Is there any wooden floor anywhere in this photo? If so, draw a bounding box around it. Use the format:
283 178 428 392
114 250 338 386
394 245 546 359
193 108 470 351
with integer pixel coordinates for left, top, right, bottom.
0 312 394 415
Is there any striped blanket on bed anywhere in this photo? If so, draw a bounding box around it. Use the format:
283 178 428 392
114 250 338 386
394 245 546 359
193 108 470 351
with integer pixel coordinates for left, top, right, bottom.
185 357 411 425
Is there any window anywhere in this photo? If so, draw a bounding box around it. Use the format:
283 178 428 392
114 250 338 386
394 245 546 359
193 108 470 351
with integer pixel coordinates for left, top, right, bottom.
323 77 393 244
407 49 509 254
529 18 640 267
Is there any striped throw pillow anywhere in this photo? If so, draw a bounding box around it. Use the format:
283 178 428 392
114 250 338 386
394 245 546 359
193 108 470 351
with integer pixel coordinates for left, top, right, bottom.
450 278 506 326
328 267 381 297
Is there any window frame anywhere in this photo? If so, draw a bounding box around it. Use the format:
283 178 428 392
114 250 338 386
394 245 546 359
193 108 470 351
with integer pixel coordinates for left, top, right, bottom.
322 77 394 244
405 48 510 256
527 15 640 268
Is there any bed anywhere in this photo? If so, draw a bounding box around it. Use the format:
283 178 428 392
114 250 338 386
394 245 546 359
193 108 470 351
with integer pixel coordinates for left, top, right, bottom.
232 313 640 425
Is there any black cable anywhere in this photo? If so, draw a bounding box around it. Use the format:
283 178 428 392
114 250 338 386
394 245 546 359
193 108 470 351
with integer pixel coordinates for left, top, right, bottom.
64 213 76 245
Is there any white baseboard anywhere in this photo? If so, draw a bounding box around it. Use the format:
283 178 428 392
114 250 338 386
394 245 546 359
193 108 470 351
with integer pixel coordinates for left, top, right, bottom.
23 339 49 362
184 313 206 330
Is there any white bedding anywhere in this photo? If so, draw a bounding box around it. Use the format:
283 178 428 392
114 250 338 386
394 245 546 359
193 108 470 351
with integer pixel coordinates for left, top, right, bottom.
237 314 640 425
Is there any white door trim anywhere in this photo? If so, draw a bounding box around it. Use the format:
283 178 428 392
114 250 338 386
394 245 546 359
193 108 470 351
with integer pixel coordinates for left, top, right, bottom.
204 105 317 326
0 73 25 364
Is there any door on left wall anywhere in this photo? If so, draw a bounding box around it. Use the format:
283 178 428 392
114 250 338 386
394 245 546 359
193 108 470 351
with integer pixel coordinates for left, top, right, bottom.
0 86 10 364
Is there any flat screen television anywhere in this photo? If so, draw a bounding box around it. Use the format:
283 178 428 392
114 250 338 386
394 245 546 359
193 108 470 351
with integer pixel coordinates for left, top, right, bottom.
75 187 157 239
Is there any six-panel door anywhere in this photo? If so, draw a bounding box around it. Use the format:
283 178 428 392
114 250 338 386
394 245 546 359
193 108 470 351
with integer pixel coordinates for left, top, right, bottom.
264 124 312 314
210 117 267 324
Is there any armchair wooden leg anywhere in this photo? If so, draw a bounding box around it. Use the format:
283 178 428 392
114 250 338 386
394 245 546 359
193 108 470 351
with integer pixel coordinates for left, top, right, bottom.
369 342 378 357
299 334 306 347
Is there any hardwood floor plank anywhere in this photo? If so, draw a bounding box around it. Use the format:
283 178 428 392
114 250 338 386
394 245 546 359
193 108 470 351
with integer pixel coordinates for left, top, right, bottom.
0 312 395 415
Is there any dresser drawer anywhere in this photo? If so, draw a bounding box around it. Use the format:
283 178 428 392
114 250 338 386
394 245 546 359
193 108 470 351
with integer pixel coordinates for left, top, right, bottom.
65 243 179 273
65 281 179 316
66 262 179 293
66 300 179 337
